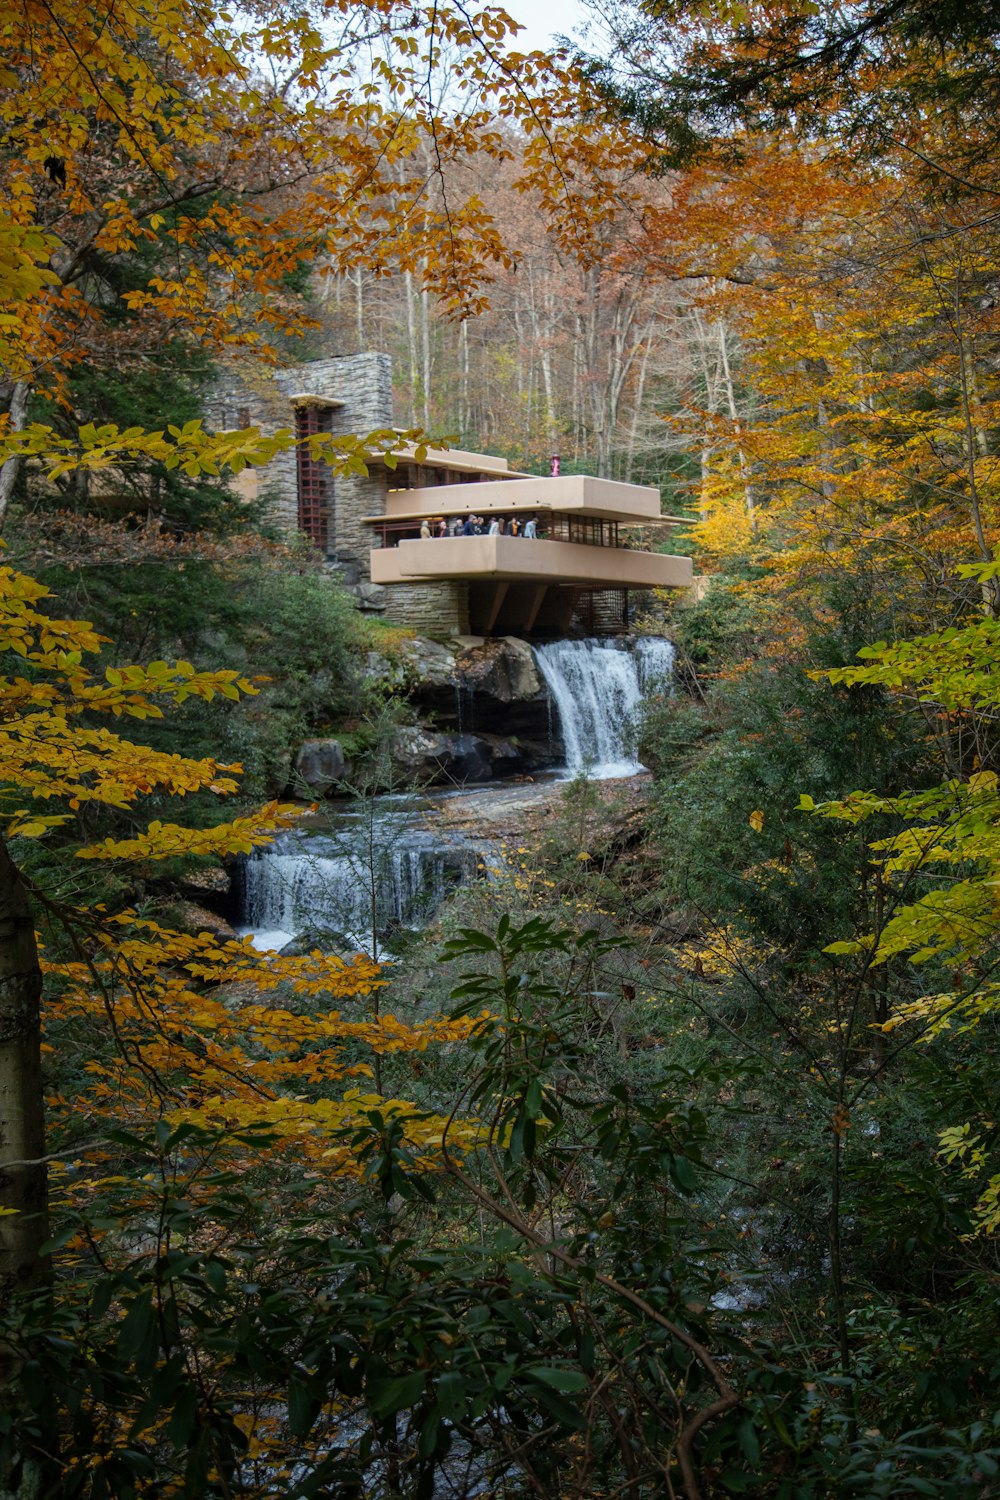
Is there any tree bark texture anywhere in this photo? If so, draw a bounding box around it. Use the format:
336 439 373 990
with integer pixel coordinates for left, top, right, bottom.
0 381 29 533
0 837 48 1295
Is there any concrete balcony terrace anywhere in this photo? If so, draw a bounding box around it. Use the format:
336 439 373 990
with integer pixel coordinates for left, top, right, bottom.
370 534 691 591
370 472 675 526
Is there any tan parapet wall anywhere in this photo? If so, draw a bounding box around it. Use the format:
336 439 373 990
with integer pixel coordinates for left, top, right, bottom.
380 473 663 525
371 535 693 591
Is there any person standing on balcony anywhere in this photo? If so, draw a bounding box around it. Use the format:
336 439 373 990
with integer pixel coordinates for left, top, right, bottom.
436 517 448 538
509 516 520 537
420 518 432 539
524 515 538 539
450 516 463 537
488 516 500 536
462 514 476 535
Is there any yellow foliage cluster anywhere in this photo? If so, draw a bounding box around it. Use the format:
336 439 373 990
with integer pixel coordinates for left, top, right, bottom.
648 142 1000 609
0 565 257 826
43 921 484 1170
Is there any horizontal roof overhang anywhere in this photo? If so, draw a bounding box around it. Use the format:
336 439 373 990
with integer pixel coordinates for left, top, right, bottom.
370 535 694 590
367 443 527 478
364 508 688 528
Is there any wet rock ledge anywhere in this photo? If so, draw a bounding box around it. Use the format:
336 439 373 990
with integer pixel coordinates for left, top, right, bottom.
296 634 562 793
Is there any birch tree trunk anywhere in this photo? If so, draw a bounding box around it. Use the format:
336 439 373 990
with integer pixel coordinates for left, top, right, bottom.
353 269 365 353
420 282 432 432
404 269 419 427
459 318 470 436
625 330 654 484
691 309 722 520
0 382 29 532
716 319 756 534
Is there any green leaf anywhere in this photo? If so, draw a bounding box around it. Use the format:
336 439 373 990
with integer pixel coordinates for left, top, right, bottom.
671 1153 699 1192
118 1291 155 1358
737 1417 760 1466
288 1375 317 1438
370 1371 425 1417
524 1366 589 1393
529 1384 586 1429
168 1382 198 1448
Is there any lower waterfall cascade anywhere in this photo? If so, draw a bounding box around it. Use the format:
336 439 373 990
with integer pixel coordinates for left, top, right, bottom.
239 815 480 955
533 636 675 778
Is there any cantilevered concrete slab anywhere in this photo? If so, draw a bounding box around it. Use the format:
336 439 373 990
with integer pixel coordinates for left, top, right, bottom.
370 535 693 590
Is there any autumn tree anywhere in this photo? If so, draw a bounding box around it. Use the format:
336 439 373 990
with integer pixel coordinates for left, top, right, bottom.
0 0 662 519
584 0 1000 174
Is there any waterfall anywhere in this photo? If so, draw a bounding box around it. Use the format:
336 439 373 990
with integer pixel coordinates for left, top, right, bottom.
533 637 674 779
635 636 676 694
240 816 480 954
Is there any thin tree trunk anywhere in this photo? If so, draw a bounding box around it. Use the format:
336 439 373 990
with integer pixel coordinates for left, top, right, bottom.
953 280 999 612
0 382 30 532
354 270 365 354
460 318 470 437
405 270 419 427
625 331 654 484
0 836 48 1297
420 283 431 432
716 320 756 534
540 346 557 447
691 309 721 518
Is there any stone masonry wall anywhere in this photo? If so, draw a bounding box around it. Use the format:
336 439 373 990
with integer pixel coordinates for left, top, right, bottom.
214 352 471 630
213 353 393 566
274 354 394 580
385 582 470 637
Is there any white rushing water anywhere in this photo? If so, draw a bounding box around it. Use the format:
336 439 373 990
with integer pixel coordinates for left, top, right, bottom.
240 816 481 954
534 636 674 779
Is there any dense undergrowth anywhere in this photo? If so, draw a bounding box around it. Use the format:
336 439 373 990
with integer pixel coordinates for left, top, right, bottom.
3 524 999 1496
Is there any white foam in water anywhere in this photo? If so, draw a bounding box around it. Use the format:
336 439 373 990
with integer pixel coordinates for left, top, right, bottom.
241 927 295 954
533 637 674 779
240 818 479 954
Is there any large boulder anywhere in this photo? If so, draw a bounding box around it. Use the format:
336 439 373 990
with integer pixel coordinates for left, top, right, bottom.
458 635 543 702
293 738 349 794
176 864 231 902
350 581 388 611
401 637 457 689
399 634 557 749
174 902 239 942
361 650 405 690
390 728 496 785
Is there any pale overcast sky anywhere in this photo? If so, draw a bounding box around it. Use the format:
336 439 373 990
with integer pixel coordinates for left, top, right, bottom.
501 0 592 55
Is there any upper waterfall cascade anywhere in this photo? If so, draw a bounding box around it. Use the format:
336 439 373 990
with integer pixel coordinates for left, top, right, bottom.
533 637 674 779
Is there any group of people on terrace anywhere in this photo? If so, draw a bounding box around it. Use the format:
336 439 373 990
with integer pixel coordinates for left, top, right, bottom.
419 513 541 540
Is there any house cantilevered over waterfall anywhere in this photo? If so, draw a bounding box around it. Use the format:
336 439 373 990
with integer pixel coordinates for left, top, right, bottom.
211 352 693 634
365 452 692 636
